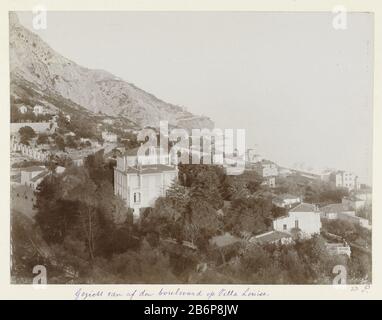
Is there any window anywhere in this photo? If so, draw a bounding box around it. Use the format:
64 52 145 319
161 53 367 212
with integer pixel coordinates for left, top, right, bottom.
283 224 287 230
295 220 299 229
133 192 141 203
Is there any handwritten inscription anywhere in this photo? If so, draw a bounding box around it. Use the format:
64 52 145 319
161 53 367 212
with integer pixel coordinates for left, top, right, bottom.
73 287 269 300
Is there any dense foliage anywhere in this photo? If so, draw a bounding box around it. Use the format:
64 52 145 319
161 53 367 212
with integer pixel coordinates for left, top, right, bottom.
11 159 371 284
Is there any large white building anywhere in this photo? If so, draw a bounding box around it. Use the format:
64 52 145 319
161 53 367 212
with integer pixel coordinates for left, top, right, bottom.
253 159 278 188
114 147 178 219
20 166 49 190
335 171 359 191
102 131 118 143
273 203 322 238
246 149 263 164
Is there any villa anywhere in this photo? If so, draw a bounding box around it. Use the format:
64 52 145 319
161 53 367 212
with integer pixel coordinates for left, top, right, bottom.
272 203 322 238
114 147 178 218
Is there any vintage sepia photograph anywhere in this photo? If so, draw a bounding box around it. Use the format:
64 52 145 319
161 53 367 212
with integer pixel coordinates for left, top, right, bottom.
9 10 373 286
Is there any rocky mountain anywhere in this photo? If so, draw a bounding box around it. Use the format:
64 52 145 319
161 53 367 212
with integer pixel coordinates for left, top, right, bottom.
9 12 214 130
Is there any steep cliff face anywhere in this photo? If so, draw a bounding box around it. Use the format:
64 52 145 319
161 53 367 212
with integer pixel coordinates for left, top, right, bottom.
9 12 214 130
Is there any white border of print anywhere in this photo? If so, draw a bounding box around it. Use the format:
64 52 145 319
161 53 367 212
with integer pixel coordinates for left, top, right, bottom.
0 0 381 300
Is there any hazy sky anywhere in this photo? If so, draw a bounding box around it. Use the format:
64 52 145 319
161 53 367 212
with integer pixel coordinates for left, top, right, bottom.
17 11 373 183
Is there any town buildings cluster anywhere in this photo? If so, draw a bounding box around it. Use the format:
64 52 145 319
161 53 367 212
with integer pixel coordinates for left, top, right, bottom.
11 104 372 260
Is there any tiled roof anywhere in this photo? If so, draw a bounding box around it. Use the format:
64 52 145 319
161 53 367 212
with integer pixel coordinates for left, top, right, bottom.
125 164 177 174
289 203 317 212
252 231 292 244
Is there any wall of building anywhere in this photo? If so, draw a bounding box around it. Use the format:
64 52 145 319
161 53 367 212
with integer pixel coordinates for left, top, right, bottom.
273 211 321 237
11 140 50 162
114 167 177 219
336 171 358 190
263 164 278 177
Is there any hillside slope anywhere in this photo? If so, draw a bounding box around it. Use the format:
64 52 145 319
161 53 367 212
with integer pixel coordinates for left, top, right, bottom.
9 12 214 130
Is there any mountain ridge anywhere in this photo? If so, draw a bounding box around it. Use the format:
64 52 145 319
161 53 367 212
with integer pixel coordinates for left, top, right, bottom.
9 12 214 130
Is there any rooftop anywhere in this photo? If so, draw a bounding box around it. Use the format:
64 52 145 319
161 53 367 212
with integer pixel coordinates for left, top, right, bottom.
289 203 318 213
253 159 276 167
125 164 177 174
326 242 350 249
123 146 167 157
251 230 292 244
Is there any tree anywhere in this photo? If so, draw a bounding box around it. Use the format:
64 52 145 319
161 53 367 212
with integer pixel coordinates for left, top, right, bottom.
35 176 79 244
34 165 123 262
275 176 304 195
19 126 36 144
67 178 99 261
66 135 78 149
224 191 273 235
55 136 65 151
90 240 178 283
357 203 372 222
37 133 49 145
188 166 223 209
187 199 221 248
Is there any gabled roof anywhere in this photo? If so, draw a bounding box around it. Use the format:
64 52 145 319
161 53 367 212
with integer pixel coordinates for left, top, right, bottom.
30 170 49 182
289 203 317 212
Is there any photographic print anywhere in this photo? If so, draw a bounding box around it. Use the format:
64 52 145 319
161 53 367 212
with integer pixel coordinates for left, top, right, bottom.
9 9 373 286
